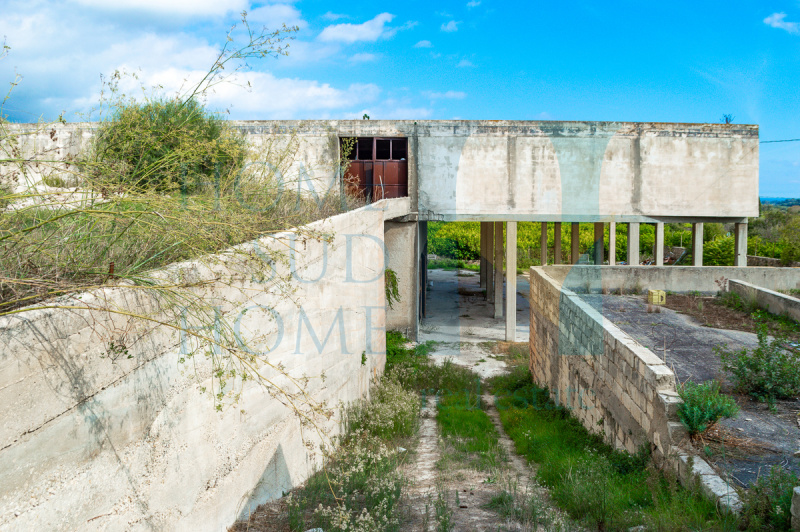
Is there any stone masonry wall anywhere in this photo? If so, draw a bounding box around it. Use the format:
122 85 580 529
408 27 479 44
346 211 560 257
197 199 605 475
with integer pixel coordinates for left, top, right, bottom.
0 199 406 531
529 267 684 458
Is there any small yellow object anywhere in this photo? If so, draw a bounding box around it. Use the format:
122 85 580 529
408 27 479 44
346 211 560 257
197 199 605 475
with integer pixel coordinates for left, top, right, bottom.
648 290 666 305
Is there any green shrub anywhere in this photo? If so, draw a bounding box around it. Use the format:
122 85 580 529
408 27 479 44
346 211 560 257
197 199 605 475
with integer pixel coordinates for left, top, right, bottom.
740 465 799 531
717 320 800 403
91 97 246 192
703 235 735 266
346 380 419 439
676 381 739 435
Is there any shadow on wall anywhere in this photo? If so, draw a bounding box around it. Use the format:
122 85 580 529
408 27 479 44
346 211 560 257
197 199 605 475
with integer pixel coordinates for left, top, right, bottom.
236 444 293 522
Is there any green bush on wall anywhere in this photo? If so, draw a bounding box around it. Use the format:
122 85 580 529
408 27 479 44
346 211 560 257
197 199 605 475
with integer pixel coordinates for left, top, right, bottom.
91 98 247 192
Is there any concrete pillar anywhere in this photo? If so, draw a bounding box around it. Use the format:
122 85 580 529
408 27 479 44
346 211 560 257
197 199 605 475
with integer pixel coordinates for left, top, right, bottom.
479 222 487 288
593 222 604 265
486 222 494 301
735 222 748 267
506 222 517 341
628 222 639 266
540 222 548 266
494 222 504 319
571 222 580 264
608 222 616 266
553 222 562 264
791 486 800 531
655 222 664 266
692 223 704 266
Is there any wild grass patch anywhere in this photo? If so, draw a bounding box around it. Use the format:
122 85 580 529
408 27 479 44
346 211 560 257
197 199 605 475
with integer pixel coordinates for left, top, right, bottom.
492 373 737 531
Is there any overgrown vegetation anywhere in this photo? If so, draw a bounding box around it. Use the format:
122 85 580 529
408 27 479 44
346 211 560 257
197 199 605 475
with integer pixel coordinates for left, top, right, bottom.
677 380 739 436
286 378 420 531
740 465 800 531
490 367 737 531
717 319 800 404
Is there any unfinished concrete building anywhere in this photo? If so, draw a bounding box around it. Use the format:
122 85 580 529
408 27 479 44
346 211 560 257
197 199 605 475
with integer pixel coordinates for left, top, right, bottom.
2 119 780 530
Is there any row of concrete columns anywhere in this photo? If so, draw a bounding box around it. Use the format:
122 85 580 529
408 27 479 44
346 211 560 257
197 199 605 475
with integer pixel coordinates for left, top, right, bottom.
476 220 748 342
536 221 748 267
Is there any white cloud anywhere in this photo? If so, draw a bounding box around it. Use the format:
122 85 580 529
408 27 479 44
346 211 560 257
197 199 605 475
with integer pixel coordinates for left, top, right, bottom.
764 12 800 34
424 90 466 99
322 12 347 21
414 40 433 48
70 0 247 17
318 13 395 43
82 66 381 118
349 53 377 63
441 20 460 32
466 1 481 8
457 59 473 67
248 4 307 30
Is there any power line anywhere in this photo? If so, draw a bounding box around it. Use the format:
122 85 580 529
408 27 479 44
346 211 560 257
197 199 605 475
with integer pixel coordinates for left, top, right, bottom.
761 138 800 144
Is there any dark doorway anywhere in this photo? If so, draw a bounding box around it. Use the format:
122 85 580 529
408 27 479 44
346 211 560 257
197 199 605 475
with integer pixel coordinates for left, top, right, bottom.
341 137 408 201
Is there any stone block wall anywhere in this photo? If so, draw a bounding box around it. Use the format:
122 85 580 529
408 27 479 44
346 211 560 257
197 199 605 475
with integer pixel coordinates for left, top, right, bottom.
0 199 407 531
529 267 683 458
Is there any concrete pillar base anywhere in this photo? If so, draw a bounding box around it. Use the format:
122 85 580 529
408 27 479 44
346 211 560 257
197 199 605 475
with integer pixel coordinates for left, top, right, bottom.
655 222 664 266
692 222 704 266
494 222 503 319
735 223 748 267
628 222 640 266
571 222 580 264
506 222 517 341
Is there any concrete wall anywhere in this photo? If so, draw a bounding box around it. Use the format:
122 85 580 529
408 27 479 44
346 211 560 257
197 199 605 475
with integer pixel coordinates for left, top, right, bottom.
2 120 758 223
0 199 409 531
384 220 418 337
542 265 800 294
747 255 800 268
728 279 800 323
529 267 683 458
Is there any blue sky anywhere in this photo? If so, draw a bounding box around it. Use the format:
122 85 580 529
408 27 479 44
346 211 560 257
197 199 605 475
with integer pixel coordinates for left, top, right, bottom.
1 0 798 196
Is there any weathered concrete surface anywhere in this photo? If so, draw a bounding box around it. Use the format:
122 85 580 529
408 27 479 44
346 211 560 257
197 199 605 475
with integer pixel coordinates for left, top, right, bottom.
3 121 758 222
529 267 679 457
542 265 800 294
729 279 800 323
792 486 800 531
0 198 409 531
385 220 417 337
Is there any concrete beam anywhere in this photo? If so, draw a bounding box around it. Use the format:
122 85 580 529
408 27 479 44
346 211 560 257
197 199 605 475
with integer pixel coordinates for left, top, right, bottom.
655 222 665 266
506 222 517 341
692 223 703 267
540 222 548 266
553 222 562 264
735 223 748 267
628 222 639 266
571 223 580 264
494 222 503 319
593 222 604 265
608 222 616 266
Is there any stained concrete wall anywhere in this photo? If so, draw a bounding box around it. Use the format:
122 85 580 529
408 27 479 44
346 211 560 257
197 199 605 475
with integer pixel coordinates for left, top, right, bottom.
542 265 800 294
728 279 800 323
529 267 683 457
2 120 758 222
0 198 409 531
384 220 418 337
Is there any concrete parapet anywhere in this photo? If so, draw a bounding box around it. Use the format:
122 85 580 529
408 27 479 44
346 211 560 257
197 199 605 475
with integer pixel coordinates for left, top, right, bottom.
542 265 800 294
728 279 800 323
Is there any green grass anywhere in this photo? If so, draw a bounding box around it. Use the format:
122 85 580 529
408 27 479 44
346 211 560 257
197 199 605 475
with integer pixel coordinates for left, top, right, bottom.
437 391 503 471
386 330 481 396
491 372 738 531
